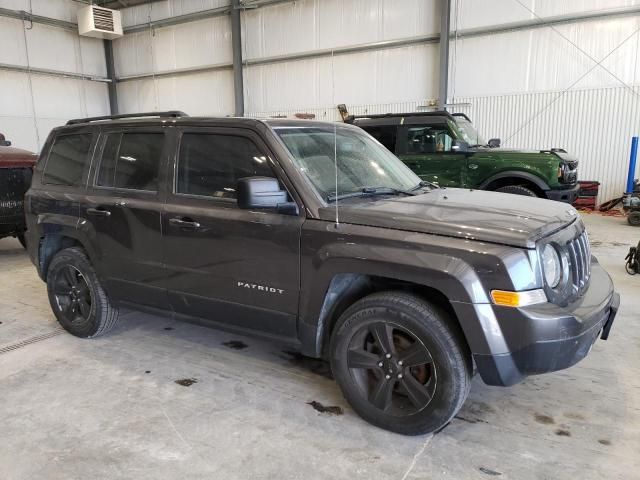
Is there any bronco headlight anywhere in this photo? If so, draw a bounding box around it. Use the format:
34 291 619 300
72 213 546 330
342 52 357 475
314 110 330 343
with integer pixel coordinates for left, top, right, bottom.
542 244 561 288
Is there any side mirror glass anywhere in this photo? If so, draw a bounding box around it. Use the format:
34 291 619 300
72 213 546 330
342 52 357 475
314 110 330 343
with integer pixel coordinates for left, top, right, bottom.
451 139 469 152
488 138 501 148
237 176 296 214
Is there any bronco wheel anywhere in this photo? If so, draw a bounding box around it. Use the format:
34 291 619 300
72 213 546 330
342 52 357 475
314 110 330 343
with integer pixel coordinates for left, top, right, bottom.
46 247 119 338
628 211 640 226
330 292 472 435
494 185 538 197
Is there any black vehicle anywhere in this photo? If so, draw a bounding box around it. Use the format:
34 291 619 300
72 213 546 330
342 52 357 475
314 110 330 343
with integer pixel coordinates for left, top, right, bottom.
25 112 618 435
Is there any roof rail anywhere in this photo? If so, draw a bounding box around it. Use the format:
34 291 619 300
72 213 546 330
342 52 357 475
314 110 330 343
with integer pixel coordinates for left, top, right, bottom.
343 110 455 123
66 111 188 125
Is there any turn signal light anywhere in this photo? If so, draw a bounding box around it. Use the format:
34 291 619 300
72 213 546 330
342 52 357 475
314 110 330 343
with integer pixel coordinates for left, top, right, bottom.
491 289 547 307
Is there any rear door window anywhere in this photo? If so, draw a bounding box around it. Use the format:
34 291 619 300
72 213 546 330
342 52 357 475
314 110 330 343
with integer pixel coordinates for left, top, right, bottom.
96 132 163 191
43 134 93 186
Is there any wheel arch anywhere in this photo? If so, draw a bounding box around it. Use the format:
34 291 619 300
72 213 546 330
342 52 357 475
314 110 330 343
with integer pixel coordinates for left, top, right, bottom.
299 270 473 360
479 171 549 195
37 226 98 282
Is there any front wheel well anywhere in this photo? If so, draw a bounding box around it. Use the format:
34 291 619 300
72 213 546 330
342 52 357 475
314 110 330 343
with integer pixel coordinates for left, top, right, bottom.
39 235 84 280
319 274 467 359
484 176 545 196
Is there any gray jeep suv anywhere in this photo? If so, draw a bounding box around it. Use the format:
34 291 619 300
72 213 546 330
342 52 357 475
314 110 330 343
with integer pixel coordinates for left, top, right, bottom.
25 112 618 435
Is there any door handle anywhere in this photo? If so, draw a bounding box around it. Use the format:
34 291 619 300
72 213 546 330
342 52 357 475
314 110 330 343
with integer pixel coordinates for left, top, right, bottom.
87 207 111 217
169 217 201 229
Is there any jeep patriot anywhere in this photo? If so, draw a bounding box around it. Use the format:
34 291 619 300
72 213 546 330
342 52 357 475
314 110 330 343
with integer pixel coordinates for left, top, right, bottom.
25 112 618 435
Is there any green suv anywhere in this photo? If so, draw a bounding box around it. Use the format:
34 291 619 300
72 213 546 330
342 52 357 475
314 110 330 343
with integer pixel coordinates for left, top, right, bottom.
346 111 579 203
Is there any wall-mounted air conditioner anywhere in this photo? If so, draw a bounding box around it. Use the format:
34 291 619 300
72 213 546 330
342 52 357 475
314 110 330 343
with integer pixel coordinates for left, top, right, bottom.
77 5 123 40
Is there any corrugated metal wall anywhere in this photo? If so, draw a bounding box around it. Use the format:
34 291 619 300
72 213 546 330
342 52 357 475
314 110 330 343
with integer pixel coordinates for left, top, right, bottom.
0 0 110 152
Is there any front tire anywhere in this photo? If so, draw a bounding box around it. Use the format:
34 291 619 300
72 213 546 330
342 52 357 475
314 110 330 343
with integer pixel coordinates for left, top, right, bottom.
628 211 640 226
330 292 472 435
17 234 27 249
494 185 538 197
46 247 119 338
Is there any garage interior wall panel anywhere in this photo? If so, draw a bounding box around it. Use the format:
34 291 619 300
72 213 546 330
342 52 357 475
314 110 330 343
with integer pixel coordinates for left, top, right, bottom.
113 16 232 78
0 0 84 23
116 71 234 116
449 15 640 97
120 0 230 28
242 0 439 59
0 4 109 152
244 43 439 115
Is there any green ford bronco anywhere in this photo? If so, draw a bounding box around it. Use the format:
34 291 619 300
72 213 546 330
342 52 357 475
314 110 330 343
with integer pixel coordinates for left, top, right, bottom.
343 109 579 203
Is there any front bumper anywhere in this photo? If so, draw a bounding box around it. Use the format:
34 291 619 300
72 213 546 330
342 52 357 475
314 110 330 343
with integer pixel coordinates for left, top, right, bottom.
460 259 618 386
545 183 580 203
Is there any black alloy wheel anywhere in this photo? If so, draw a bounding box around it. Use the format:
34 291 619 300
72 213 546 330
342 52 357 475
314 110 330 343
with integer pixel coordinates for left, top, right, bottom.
330 292 472 435
52 265 93 323
46 247 119 338
346 321 437 415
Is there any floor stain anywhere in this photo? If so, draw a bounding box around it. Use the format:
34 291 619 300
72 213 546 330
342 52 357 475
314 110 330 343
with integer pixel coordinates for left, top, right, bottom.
307 400 343 415
534 413 555 425
281 350 333 379
222 340 249 350
145 370 151 374
164 327 174 331
564 412 586 421
454 415 489 424
598 439 612 446
175 378 197 387
555 429 571 437
479 467 502 476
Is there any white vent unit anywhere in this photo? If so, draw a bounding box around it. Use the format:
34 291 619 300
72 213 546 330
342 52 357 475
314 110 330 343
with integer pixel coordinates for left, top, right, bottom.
77 5 123 40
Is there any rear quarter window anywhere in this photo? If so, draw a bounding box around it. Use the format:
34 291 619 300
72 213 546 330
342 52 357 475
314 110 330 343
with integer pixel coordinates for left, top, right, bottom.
43 134 93 186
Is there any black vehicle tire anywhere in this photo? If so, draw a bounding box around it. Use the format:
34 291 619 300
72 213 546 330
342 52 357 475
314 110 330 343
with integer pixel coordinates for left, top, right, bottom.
627 212 640 226
626 261 637 275
17 234 26 249
46 247 119 338
330 291 472 436
494 185 538 197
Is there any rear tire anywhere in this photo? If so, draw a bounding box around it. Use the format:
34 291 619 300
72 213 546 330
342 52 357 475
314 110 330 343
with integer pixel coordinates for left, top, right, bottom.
330 292 472 435
494 185 538 197
46 247 119 338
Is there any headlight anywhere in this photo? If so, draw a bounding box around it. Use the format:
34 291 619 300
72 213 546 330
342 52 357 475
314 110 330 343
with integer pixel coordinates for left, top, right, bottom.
542 244 561 288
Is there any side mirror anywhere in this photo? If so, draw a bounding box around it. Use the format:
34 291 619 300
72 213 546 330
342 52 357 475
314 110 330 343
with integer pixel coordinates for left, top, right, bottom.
237 177 297 214
488 138 501 148
451 139 470 152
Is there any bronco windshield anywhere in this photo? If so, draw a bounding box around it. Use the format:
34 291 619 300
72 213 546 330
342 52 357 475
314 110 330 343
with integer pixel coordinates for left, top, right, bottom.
451 117 486 146
274 125 423 201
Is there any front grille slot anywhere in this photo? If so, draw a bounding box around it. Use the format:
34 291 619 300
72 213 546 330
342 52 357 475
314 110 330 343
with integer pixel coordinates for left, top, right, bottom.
567 230 591 296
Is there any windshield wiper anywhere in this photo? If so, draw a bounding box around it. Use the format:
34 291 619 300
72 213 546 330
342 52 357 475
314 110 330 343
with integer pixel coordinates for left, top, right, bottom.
409 180 438 191
327 186 419 202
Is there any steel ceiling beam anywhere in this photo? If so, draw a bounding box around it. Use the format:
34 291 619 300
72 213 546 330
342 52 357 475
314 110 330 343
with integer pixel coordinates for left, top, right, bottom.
0 62 110 82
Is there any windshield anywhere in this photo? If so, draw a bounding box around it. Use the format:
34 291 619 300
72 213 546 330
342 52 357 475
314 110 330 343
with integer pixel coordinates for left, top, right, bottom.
274 125 422 201
450 117 486 146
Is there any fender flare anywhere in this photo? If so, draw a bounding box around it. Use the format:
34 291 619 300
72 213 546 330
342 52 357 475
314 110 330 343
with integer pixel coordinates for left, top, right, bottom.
479 171 550 191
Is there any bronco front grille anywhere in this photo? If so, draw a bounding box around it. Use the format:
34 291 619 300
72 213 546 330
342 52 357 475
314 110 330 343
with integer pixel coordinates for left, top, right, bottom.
566 229 591 296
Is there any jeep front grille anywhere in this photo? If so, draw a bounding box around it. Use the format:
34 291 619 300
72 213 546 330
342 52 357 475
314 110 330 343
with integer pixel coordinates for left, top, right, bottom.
0 168 31 220
566 230 591 296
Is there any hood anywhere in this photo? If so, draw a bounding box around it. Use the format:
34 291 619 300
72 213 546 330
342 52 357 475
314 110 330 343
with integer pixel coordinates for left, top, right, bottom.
476 147 578 165
318 188 579 248
0 146 38 168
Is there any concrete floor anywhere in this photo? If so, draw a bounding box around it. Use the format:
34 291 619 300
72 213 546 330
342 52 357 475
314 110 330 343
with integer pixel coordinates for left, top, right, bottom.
0 213 639 480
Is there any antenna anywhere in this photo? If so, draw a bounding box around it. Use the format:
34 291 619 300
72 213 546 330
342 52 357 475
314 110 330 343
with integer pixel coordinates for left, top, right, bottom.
331 49 339 228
